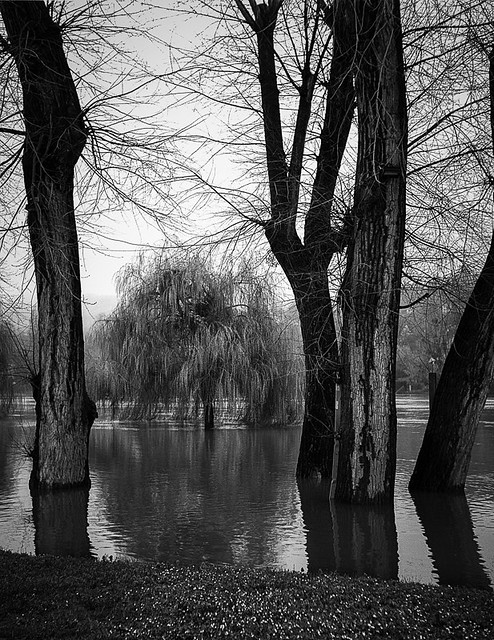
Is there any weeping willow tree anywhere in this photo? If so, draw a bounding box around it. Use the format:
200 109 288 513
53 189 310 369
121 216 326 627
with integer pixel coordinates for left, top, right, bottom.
87 253 303 428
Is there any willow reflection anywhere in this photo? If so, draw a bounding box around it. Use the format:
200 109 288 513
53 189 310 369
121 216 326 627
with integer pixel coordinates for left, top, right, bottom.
89 426 302 566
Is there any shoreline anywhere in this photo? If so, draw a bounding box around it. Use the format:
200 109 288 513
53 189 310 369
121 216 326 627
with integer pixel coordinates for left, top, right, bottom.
1 550 493 639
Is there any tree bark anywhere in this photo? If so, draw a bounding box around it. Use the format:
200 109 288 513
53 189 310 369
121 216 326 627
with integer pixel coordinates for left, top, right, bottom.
293 270 339 477
237 0 355 477
0 1 97 490
335 0 407 503
408 46 494 492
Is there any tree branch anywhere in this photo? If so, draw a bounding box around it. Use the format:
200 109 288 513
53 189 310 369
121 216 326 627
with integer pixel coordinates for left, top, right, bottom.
0 126 25 136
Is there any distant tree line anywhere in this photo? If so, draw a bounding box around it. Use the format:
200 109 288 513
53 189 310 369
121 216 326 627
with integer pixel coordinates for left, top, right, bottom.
396 272 471 392
2 272 479 415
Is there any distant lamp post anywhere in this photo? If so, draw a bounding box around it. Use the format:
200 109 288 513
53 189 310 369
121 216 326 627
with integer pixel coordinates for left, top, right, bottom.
428 357 437 409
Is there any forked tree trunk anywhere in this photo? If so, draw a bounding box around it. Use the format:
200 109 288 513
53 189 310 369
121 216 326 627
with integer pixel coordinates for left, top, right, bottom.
0 1 96 490
335 0 407 503
239 0 354 479
409 47 494 493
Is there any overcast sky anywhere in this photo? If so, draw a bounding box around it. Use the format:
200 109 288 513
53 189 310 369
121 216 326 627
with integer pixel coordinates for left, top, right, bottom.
2 1 242 321
79 1 220 305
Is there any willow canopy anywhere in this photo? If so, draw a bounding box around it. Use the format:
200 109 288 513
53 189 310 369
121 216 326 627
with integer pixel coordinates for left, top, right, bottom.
88 253 303 428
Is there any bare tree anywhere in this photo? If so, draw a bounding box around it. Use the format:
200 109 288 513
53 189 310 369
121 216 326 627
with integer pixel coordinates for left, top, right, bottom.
0 0 96 489
0 309 14 416
226 0 407 503
0 0 180 488
223 0 352 482
1 1 181 301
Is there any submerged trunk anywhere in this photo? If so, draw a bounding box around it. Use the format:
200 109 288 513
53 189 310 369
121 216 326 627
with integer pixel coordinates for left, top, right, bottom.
204 400 214 430
297 478 398 578
293 271 339 478
335 0 407 503
409 235 494 491
409 48 494 493
0 1 96 490
32 487 91 557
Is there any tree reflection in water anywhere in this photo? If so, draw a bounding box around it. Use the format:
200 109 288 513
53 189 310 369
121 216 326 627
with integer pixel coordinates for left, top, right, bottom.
411 491 491 589
89 426 303 567
0 407 491 588
297 479 398 579
32 487 91 558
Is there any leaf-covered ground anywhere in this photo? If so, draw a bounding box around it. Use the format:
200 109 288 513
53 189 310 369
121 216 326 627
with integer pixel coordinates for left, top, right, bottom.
1 550 493 639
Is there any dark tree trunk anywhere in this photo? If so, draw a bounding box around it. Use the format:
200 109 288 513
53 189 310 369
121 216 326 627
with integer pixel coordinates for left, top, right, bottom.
297 478 398 578
0 1 97 490
409 47 494 493
204 400 214 430
409 236 494 491
240 0 355 478
292 271 339 478
335 0 407 503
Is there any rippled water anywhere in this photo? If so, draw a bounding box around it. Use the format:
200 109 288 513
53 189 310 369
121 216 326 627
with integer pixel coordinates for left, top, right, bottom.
0 395 493 589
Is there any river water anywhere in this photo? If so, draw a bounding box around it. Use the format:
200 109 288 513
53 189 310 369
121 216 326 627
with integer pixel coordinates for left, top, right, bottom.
0 395 492 589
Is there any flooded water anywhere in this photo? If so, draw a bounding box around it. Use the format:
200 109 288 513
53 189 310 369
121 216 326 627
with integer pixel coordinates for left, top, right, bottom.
0 395 493 589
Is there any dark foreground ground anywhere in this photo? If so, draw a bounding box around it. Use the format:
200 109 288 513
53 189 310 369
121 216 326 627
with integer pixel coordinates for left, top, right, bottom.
1 550 493 639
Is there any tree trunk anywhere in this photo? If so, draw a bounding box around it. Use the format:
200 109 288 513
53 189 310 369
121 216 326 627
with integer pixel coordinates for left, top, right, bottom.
297 478 398 578
335 0 407 503
0 1 97 490
293 271 339 477
408 47 494 493
237 0 354 478
204 400 214 430
409 235 494 491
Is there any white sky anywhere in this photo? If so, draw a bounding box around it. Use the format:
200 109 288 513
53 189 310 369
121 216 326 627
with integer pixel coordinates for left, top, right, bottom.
77 2 223 302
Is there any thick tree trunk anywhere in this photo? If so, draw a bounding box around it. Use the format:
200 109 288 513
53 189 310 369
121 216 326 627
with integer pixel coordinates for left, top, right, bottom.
409 236 494 491
335 0 407 503
293 271 339 478
297 478 398 578
0 1 96 490
408 47 494 493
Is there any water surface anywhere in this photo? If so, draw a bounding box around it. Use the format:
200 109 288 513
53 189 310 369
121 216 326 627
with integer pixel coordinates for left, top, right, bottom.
0 395 492 588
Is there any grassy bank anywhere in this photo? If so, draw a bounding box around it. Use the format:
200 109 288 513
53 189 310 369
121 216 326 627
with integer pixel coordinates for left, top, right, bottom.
1 550 493 639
